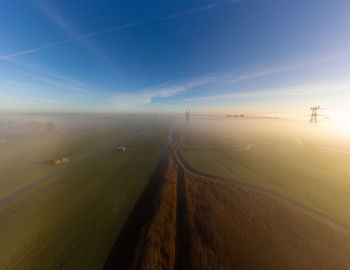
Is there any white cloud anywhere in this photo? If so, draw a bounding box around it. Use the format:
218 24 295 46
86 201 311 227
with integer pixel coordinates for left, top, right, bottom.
0 63 96 94
29 97 64 104
185 82 350 102
109 55 350 108
110 76 219 107
225 56 347 84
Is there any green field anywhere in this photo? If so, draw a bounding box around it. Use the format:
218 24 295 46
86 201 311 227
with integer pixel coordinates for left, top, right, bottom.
181 120 350 228
181 125 244 149
0 121 146 199
0 119 168 269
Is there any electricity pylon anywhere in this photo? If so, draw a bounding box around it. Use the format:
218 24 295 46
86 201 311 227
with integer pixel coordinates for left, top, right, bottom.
309 106 320 123
185 109 190 122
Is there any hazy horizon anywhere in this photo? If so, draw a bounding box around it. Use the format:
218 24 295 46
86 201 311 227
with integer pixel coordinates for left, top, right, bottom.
1 0 349 118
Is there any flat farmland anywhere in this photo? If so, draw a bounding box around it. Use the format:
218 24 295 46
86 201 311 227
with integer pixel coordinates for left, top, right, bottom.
182 124 245 149
180 119 350 228
0 120 147 199
0 119 169 270
115 130 350 270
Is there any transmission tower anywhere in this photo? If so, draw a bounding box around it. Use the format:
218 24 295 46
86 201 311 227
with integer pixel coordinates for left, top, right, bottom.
309 106 320 123
185 109 190 122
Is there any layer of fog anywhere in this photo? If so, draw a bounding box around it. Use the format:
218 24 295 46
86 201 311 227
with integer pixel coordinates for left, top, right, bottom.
177 117 350 152
1 113 349 152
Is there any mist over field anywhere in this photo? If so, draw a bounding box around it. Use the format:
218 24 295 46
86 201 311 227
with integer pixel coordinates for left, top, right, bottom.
2 113 349 150
1 112 350 269
1 0 350 268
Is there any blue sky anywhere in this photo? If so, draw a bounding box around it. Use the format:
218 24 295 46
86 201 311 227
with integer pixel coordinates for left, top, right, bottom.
0 0 349 116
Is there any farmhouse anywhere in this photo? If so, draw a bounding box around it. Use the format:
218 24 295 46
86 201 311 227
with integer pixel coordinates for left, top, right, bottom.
117 146 127 152
53 157 71 165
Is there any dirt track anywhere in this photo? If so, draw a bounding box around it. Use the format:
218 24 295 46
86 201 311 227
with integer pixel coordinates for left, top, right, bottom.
0 129 148 207
176 134 350 235
104 130 350 270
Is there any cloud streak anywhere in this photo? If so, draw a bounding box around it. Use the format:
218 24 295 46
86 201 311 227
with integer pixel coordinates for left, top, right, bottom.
29 0 75 35
0 64 97 97
110 75 220 107
29 97 64 104
162 3 218 20
27 0 123 69
0 19 155 60
225 57 343 84
0 1 239 60
109 55 348 107
184 82 350 102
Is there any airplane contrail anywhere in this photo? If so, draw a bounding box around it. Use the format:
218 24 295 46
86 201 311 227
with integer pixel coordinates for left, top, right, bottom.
0 1 238 60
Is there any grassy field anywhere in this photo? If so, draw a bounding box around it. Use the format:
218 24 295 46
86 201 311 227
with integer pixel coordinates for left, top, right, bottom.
0 119 168 270
181 122 245 149
182 168 350 270
0 122 145 199
181 119 350 228
130 132 350 270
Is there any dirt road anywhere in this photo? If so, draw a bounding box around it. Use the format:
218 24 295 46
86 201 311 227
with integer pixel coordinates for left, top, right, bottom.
104 129 350 270
176 133 350 235
0 129 148 207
